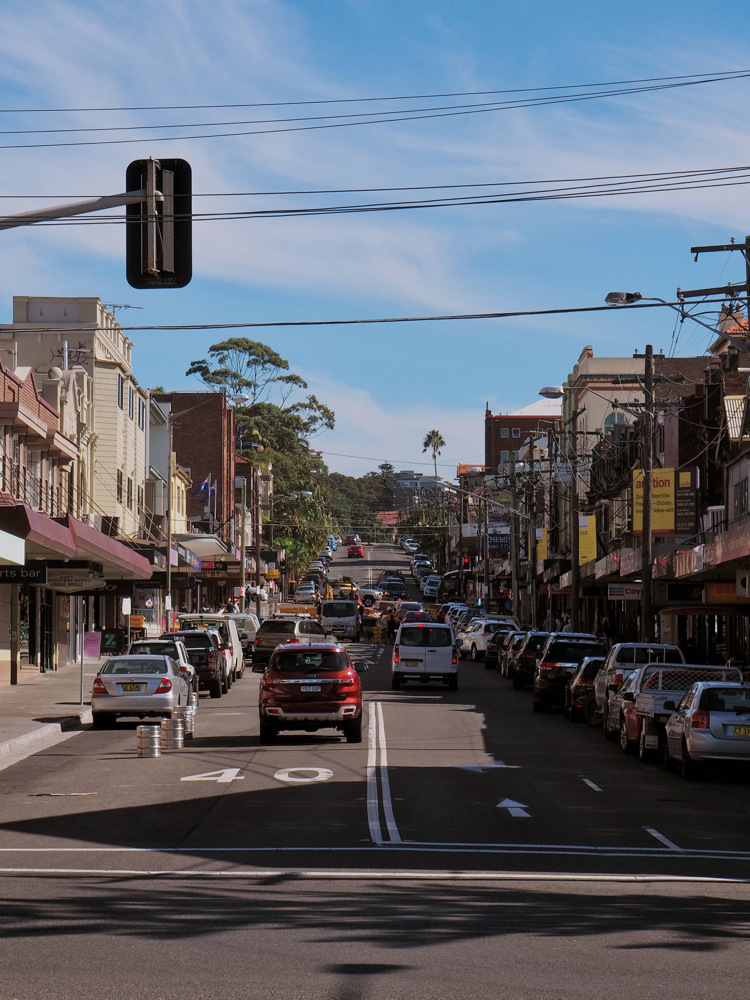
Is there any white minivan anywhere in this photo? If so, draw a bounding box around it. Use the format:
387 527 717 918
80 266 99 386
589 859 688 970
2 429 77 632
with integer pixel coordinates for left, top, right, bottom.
392 622 457 690
320 599 360 643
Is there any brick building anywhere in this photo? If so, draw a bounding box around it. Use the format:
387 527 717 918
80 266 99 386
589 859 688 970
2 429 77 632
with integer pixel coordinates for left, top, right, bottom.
485 402 561 474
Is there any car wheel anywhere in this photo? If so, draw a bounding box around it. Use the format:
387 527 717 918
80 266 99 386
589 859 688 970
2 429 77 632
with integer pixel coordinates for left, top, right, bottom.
259 717 278 744
391 673 401 690
447 675 458 691
584 696 603 727
343 717 363 743
663 737 678 772
681 739 700 780
210 677 222 699
363 597 374 607
221 671 229 694
226 669 233 690
471 644 482 662
620 717 634 753
563 689 571 718
512 673 525 690
604 707 618 741
92 712 113 730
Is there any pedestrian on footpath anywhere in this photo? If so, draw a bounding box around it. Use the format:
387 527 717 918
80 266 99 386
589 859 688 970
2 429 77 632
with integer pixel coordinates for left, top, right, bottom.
543 613 553 632
387 611 397 643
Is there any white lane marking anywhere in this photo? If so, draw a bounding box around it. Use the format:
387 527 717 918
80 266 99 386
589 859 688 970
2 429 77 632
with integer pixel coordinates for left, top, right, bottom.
644 827 683 852
367 706 383 845
582 778 602 792
0 730 81 773
497 798 530 818
274 767 332 783
0 867 746 882
376 701 402 844
181 768 245 784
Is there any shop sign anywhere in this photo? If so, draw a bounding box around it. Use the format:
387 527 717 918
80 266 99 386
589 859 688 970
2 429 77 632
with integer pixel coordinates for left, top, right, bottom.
0 563 47 583
579 515 597 564
706 581 750 605
633 468 676 534
176 544 201 571
47 568 105 593
596 552 619 579
608 583 641 600
265 569 280 580
536 528 548 561
84 632 102 657
489 524 510 553
620 548 641 576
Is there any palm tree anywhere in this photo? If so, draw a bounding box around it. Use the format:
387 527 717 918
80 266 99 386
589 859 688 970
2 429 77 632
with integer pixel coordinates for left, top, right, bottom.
422 429 446 480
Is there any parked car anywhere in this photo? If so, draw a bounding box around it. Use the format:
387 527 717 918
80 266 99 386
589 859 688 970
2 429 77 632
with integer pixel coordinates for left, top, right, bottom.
359 587 383 607
511 631 551 689
500 631 526 676
258 644 368 744
455 620 511 662
395 601 424 623
484 627 516 669
252 616 338 667
166 629 227 698
664 681 750 778
422 575 442 600
295 583 317 604
392 622 457 690
594 643 685 732
437 602 464 623
128 638 197 694
533 633 607 711
404 541 420 554
381 579 407 599
91 654 190 728
176 613 245 682
348 544 365 558
564 656 605 721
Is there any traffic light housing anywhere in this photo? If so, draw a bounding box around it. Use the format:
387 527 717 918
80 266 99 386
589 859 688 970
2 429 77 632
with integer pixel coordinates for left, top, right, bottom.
126 158 191 288
462 556 471 569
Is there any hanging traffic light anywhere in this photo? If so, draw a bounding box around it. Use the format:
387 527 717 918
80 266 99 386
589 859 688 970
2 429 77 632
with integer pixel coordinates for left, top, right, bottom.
126 158 192 288
462 556 471 569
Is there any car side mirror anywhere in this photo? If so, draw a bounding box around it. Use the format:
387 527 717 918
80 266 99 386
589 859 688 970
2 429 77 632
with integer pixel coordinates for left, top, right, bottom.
663 700 676 711
252 663 265 673
354 662 368 673
623 692 635 702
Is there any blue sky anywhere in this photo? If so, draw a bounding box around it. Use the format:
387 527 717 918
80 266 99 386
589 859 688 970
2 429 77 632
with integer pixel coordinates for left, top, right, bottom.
1 0 750 475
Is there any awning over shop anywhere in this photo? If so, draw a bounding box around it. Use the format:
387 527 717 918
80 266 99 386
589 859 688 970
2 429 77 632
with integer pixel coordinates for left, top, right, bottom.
58 514 153 580
0 528 24 566
0 503 76 559
658 605 750 616
173 532 230 561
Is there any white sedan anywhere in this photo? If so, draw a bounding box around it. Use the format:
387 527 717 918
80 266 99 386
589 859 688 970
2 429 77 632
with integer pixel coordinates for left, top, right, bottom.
664 681 750 778
91 655 190 728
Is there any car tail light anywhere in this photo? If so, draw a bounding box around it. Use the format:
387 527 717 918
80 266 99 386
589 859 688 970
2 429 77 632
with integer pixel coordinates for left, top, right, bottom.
393 645 399 664
338 677 355 688
255 637 263 645
155 678 172 693
614 672 624 687
92 677 107 695
286 638 300 644
452 649 457 665
691 709 710 730
539 661 559 671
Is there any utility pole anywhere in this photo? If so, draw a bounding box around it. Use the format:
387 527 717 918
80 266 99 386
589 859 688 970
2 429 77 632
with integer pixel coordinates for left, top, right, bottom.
483 494 490 608
239 477 247 612
569 452 580 633
638 344 655 641
510 459 520 621
165 414 173 631
528 441 538 629
255 466 262 617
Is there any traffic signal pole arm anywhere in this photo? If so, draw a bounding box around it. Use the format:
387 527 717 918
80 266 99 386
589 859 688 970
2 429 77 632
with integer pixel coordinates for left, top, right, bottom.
0 190 149 230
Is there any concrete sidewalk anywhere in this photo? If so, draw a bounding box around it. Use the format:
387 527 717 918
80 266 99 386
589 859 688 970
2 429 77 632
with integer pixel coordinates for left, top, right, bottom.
0 657 104 761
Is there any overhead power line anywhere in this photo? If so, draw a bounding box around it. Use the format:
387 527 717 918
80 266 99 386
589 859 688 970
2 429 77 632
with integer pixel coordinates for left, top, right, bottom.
1 68 747 113
0 71 748 150
12 298 729 335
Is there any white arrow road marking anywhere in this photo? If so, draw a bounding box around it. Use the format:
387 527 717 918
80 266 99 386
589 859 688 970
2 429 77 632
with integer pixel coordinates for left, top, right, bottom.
581 778 602 791
497 798 530 818
274 767 333 783
181 768 245 784
457 761 520 772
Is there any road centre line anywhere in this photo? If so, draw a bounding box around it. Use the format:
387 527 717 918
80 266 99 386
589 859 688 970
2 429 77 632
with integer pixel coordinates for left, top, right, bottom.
644 827 684 852
581 778 602 791
367 706 383 845
376 701 402 844
0 867 748 883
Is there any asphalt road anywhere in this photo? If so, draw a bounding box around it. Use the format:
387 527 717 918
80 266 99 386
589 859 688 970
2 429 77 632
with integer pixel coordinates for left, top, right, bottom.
2 543 750 999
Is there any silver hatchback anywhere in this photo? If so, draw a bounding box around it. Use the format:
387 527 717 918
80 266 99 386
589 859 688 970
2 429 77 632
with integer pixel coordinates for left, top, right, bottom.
91 655 190 729
664 681 750 778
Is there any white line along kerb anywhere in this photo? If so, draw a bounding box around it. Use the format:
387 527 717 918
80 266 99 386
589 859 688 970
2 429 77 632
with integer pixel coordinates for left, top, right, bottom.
274 768 333 783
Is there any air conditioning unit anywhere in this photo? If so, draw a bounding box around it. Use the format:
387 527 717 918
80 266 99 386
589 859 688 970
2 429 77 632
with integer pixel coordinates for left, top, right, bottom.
737 569 750 599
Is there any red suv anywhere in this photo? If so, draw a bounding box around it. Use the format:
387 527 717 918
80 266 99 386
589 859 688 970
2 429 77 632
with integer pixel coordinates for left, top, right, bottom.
258 644 368 744
348 544 365 558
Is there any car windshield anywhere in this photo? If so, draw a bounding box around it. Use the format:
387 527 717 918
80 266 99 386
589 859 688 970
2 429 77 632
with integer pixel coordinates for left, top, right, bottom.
322 602 357 617
548 641 606 661
523 633 549 652
699 687 750 710
274 651 349 672
131 643 177 656
174 634 211 649
258 620 297 634
399 627 452 647
230 617 256 629
102 658 168 674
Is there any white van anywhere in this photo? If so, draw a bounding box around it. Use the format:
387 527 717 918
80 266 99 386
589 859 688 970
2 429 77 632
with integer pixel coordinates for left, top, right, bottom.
320 599 360 642
392 622 457 690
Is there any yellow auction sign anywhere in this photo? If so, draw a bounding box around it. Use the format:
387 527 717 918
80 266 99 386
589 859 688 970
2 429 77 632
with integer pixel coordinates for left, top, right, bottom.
633 468 675 535
579 515 597 564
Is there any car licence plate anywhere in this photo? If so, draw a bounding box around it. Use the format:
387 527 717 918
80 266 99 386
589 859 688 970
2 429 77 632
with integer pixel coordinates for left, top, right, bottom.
120 683 142 692
402 660 420 667
733 725 750 736
300 685 321 692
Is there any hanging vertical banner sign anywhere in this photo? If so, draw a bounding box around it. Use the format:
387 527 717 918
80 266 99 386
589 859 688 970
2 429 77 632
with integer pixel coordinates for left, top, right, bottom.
537 528 548 562
579 515 597 564
633 468 675 535
675 467 698 534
